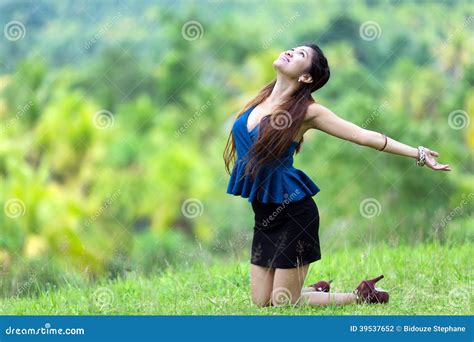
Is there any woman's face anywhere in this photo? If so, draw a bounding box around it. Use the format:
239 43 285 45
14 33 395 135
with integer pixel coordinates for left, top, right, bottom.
273 45 313 78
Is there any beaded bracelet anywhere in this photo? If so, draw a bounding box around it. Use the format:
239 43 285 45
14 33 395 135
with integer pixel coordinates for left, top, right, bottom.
416 146 426 167
378 133 388 151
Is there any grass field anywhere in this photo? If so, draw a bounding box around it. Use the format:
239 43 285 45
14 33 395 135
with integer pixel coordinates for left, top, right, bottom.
1 242 472 315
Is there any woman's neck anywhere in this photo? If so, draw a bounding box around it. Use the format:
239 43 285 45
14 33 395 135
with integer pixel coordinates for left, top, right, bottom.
266 75 300 105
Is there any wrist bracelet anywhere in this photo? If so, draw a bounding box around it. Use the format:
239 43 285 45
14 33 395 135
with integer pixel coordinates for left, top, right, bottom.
416 146 426 166
378 133 388 151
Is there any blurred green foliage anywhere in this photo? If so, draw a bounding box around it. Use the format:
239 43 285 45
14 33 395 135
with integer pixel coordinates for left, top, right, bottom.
0 0 472 298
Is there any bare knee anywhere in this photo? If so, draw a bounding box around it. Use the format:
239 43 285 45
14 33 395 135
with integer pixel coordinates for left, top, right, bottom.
251 296 272 307
250 264 275 308
271 287 301 306
271 265 310 306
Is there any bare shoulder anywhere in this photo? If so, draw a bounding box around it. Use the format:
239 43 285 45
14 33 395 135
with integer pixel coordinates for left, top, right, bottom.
306 101 331 118
303 102 329 127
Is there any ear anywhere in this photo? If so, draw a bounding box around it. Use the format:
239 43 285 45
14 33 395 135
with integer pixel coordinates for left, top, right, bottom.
298 73 313 84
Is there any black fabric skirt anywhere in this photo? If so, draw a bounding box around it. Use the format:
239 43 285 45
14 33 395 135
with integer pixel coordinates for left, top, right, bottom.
250 195 321 269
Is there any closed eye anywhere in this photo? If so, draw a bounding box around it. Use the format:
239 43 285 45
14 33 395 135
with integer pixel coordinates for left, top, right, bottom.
290 48 307 57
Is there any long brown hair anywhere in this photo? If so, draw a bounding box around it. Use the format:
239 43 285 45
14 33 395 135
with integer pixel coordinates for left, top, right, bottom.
223 43 330 181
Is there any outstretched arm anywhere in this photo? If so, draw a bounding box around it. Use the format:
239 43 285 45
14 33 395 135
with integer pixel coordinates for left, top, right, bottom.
307 103 452 171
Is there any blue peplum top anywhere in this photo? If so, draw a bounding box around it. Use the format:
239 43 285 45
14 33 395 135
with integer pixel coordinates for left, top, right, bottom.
226 104 321 204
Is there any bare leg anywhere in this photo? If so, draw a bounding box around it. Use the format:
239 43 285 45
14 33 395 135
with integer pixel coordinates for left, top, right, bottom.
250 264 276 307
271 265 357 307
272 264 310 306
298 291 357 306
301 286 317 293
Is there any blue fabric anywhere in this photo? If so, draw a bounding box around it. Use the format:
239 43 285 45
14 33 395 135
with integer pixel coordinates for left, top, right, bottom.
226 105 321 204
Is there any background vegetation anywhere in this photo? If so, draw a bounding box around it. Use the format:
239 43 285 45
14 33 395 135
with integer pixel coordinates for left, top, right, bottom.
0 0 472 312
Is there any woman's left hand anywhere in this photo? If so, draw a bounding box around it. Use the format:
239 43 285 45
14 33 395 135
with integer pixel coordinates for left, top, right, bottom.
423 148 452 171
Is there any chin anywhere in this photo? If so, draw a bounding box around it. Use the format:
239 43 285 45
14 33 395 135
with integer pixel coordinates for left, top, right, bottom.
272 60 286 70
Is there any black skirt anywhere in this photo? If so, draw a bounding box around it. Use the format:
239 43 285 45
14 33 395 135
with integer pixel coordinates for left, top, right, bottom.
250 195 321 269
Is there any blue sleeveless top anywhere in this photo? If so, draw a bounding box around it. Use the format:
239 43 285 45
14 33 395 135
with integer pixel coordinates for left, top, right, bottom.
226 105 321 204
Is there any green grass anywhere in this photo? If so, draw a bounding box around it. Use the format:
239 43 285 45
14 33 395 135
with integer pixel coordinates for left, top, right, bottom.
1 242 472 315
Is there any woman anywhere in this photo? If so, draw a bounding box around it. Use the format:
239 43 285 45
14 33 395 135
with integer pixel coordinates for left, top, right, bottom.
223 43 451 307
